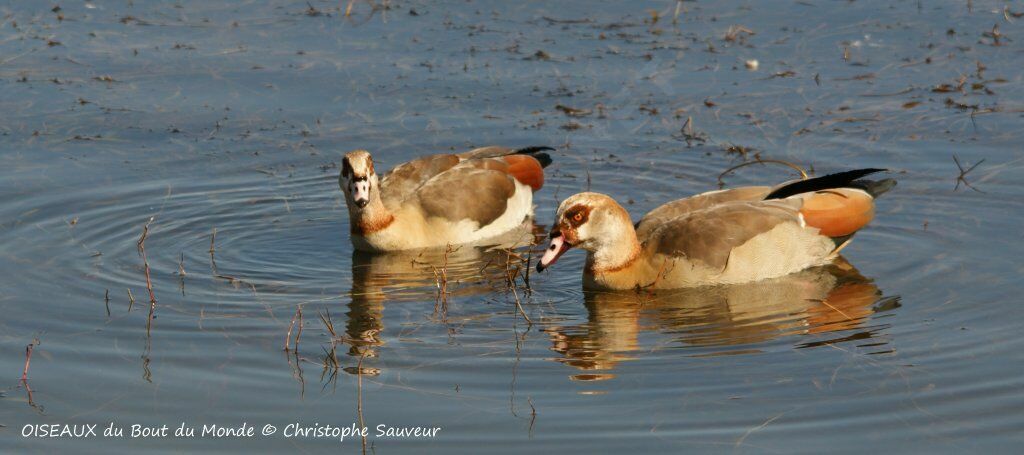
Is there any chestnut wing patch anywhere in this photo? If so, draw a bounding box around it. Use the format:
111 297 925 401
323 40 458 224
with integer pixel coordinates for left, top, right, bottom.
796 189 875 237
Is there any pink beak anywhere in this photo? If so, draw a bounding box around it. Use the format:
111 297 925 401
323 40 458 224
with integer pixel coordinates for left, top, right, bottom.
537 233 571 272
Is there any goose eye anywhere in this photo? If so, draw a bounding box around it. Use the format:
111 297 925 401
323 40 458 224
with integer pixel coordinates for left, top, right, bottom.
572 212 583 222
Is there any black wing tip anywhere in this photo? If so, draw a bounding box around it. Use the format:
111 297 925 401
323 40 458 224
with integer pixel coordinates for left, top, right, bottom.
516 146 555 167
852 168 889 177
765 168 891 200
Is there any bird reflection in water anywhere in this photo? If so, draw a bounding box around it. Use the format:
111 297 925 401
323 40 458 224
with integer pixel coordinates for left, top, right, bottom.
544 258 899 381
345 232 539 370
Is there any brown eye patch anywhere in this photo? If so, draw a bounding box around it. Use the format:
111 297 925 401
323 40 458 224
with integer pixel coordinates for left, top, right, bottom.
564 205 591 227
341 158 353 178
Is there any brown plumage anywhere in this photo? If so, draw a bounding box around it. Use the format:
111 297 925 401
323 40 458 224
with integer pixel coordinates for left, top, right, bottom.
417 167 516 225
339 146 554 251
537 169 895 289
646 201 801 270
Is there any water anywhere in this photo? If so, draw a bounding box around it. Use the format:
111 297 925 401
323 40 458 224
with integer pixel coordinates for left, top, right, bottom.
2 0 1023 452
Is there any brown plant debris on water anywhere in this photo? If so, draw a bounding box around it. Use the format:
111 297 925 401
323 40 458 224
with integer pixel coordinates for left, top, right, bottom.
674 116 709 146
555 104 592 117
953 154 985 193
723 25 755 43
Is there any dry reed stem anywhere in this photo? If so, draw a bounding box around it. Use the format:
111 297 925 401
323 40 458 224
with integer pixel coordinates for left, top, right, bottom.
319 309 343 372
735 410 788 447
431 244 454 320
357 349 369 455
815 298 854 322
137 217 158 336
295 307 304 350
953 154 985 193
319 309 337 338
126 288 135 312
505 252 532 325
208 227 218 275
717 159 809 188
21 340 37 381
528 396 537 437
523 250 533 292
284 305 302 351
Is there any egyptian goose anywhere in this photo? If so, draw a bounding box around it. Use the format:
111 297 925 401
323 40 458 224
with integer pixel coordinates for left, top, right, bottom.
536 169 896 289
339 146 553 251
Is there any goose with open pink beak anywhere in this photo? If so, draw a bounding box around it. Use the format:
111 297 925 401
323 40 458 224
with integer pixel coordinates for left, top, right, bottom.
537 231 572 271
